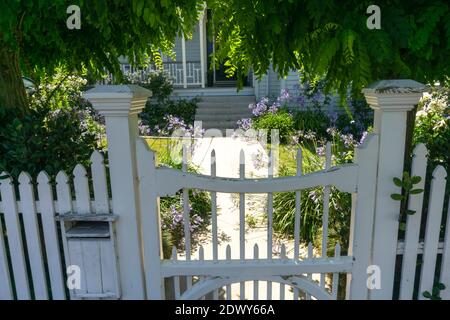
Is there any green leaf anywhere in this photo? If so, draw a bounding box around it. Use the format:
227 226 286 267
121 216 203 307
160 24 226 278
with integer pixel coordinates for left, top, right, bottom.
136 0 144 17
406 209 416 215
423 291 432 299
411 176 422 184
391 193 404 201
393 177 403 187
436 283 446 290
410 189 424 195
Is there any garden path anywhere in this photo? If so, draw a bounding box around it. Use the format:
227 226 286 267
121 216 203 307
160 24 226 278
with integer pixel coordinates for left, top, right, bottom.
189 136 313 299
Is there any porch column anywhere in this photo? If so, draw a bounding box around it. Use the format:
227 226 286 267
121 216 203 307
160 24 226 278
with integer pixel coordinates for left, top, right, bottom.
84 85 152 299
199 11 206 88
362 79 427 299
181 34 188 88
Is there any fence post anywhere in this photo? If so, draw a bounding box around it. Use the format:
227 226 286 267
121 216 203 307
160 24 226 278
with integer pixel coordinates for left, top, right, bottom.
362 79 427 299
84 85 152 299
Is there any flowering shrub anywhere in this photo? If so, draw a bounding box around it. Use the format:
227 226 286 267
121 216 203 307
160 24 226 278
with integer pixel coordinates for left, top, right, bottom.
0 70 105 179
273 128 364 257
281 81 332 110
239 87 371 147
160 190 211 254
122 70 198 137
414 87 450 170
253 111 295 143
155 152 211 254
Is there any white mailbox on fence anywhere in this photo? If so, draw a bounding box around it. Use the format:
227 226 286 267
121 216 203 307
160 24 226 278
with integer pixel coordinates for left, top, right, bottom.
57 214 120 299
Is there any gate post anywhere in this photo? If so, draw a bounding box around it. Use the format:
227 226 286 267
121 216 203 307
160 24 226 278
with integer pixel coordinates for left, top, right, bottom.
362 80 427 299
84 85 152 299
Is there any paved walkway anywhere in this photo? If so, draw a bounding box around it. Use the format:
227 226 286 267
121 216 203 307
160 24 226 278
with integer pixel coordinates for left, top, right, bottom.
189 136 305 299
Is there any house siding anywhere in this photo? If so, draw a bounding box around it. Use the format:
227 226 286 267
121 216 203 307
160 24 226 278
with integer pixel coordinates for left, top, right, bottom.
169 24 201 63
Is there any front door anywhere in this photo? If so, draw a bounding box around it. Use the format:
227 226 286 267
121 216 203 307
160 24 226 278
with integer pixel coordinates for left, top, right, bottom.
206 10 247 87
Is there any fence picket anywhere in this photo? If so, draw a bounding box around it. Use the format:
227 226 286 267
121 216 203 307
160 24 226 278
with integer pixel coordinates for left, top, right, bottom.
306 242 313 300
182 145 192 291
267 150 274 300
37 171 66 300
90 151 110 214
0 200 13 299
253 244 259 300
320 142 332 288
73 164 91 214
198 246 205 300
55 170 73 297
0 174 31 299
418 166 447 299
440 202 450 299
18 172 48 300
171 247 181 299
210 150 219 300
332 243 341 300
293 148 303 300
226 245 231 300
56 171 73 214
280 244 286 300
399 144 427 299
239 149 245 300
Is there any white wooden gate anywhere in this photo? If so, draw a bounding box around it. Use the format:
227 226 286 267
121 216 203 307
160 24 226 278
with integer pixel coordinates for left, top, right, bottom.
135 133 379 300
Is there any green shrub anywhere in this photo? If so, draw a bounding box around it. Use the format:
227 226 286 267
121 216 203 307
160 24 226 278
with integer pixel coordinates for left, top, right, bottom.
253 110 294 143
293 109 330 138
140 98 197 135
0 71 104 179
273 130 358 256
414 87 450 170
138 71 173 102
146 138 211 255
123 70 198 136
334 99 373 141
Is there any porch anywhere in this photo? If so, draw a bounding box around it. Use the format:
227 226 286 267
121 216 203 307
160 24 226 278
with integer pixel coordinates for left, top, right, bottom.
118 9 254 92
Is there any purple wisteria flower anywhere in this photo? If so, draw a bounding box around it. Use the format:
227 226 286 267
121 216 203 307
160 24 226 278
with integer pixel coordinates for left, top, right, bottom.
237 118 253 131
278 88 290 102
250 97 269 116
138 120 152 136
268 101 280 114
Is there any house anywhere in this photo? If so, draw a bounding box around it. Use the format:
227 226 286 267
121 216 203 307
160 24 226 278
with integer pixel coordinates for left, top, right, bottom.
117 9 302 130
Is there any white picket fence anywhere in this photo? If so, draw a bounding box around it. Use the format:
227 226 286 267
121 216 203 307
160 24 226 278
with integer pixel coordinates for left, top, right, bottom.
0 151 115 300
1 79 449 300
397 144 449 300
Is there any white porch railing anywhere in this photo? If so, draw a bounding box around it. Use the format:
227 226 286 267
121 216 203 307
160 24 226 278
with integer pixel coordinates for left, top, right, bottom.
116 61 203 87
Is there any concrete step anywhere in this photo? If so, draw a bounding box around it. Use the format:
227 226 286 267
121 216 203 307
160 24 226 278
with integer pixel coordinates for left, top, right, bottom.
196 109 252 116
197 95 255 103
198 120 240 129
197 104 252 111
195 95 255 130
196 114 250 121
